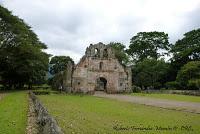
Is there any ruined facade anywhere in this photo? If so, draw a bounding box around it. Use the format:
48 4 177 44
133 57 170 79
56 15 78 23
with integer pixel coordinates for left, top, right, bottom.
67 42 132 94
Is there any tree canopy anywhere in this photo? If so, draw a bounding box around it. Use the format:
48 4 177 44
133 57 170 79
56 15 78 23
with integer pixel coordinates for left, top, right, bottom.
170 28 200 69
0 5 49 89
108 42 129 65
49 56 74 75
49 56 74 91
127 31 170 62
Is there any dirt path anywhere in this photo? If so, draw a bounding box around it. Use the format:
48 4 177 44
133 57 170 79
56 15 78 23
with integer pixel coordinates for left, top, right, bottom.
94 92 200 114
26 95 39 134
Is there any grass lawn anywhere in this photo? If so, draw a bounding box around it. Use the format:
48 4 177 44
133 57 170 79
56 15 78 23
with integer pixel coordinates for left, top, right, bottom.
38 94 200 134
0 91 28 134
131 93 200 103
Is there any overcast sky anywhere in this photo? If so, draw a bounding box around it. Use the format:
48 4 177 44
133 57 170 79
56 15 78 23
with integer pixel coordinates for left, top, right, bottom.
1 0 200 62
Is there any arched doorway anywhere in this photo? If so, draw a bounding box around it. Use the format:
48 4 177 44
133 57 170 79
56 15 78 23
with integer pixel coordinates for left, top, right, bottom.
95 77 107 91
94 48 100 57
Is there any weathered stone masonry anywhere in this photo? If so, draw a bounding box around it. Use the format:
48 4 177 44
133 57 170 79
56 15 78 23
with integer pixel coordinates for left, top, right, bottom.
67 42 132 94
29 91 63 134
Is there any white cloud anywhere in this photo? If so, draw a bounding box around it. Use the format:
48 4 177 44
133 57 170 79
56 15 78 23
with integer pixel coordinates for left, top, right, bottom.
1 0 200 63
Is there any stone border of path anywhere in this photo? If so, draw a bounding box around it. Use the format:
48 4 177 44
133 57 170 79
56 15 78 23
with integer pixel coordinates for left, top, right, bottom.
94 92 200 114
26 93 39 134
29 91 63 134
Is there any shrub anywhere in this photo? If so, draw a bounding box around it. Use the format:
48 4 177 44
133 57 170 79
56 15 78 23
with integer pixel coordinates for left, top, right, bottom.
33 90 50 95
187 79 200 90
165 81 179 89
132 85 142 93
176 61 200 89
160 87 167 90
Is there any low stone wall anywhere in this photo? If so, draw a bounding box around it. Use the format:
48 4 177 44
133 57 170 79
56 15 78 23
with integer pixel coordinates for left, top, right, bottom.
143 90 200 96
29 91 63 134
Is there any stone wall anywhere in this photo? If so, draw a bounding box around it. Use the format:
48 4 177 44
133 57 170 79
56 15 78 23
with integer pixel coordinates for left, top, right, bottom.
143 90 200 96
29 91 63 134
72 42 132 94
62 60 74 92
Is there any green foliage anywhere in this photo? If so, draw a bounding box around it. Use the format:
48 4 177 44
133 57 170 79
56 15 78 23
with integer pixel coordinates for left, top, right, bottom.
170 28 200 80
171 28 200 63
32 84 51 89
133 58 170 89
49 72 64 90
33 90 50 95
165 81 180 90
131 85 142 93
108 42 129 65
49 56 74 91
49 56 74 75
176 61 200 89
188 79 200 90
160 87 167 90
127 31 170 62
0 5 49 89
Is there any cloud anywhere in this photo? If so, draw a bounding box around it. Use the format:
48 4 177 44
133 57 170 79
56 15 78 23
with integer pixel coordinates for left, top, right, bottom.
176 5 200 39
1 0 200 62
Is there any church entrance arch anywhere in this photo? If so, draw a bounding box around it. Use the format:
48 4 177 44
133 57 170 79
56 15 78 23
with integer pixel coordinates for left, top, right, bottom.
95 77 107 91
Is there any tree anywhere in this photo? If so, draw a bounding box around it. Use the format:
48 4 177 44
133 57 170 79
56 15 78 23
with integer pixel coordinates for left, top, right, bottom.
133 58 169 89
127 31 170 62
176 61 200 90
49 56 74 75
49 56 74 91
171 28 200 62
188 79 200 90
170 28 200 79
0 5 49 89
108 42 129 65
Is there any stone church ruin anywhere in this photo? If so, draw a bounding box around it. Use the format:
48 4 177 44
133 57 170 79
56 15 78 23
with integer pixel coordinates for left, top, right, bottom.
64 42 132 94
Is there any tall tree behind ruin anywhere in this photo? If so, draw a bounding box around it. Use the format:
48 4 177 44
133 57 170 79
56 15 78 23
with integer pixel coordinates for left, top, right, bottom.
127 31 170 63
49 56 74 91
108 42 129 65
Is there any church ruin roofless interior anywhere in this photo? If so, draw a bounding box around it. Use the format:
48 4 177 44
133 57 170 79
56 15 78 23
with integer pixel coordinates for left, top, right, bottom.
64 42 132 94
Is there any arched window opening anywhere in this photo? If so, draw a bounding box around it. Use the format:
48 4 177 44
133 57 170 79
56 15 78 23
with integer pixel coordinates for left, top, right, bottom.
103 49 108 58
94 48 99 57
126 72 128 80
114 65 117 69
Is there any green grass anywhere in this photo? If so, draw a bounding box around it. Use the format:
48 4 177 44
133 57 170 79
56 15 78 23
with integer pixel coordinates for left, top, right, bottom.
38 94 200 134
131 93 200 103
0 91 28 134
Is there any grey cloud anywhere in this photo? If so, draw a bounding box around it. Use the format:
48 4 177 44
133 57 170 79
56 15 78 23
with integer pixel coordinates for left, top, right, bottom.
2 0 200 63
183 6 200 33
169 5 200 43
